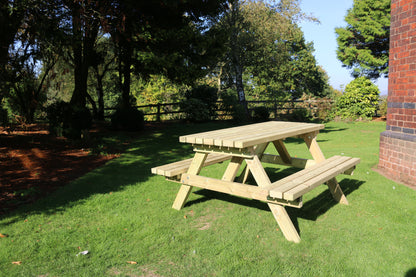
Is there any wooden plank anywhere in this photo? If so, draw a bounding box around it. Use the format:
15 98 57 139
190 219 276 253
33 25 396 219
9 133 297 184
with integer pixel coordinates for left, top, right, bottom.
302 131 325 162
303 134 350 205
273 140 292 164
261 154 316 169
269 204 301 243
193 145 255 158
179 121 324 149
222 156 244 182
268 156 344 198
244 154 301 242
181 174 270 202
282 157 361 200
239 142 270 185
172 152 207 210
223 124 322 148
151 153 231 177
236 124 324 148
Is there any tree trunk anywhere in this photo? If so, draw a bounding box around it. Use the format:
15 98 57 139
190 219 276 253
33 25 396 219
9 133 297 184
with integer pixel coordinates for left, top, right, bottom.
119 43 132 109
229 0 249 117
95 70 105 120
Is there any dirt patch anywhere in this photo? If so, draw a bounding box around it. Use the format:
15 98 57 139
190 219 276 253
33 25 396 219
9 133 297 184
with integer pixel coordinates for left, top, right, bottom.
0 124 119 215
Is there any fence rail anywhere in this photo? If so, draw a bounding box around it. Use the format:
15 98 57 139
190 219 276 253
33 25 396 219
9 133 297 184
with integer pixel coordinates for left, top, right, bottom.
103 99 335 121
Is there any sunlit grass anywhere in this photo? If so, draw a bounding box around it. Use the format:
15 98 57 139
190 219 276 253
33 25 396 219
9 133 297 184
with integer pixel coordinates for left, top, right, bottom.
1 120 415 276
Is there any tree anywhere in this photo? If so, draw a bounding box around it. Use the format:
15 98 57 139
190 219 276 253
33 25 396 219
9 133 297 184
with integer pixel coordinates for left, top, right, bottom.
334 76 380 120
216 0 325 105
1 0 64 123
335 0 390 79
107 0 228 109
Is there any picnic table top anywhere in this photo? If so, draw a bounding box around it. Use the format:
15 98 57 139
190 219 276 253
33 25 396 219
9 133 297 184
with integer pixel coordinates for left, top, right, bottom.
179 121 325 149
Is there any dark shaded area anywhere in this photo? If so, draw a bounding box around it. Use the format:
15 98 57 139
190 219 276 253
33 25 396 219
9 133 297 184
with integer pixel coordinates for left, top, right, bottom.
405 269 416 277
0 121 235 224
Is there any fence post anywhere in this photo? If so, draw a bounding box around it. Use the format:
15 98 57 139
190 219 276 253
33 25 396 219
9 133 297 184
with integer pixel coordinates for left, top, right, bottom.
157 104 161 122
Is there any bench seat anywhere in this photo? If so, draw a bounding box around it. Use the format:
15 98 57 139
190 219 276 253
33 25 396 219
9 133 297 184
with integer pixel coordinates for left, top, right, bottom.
267 155 360 201
151 153 231 178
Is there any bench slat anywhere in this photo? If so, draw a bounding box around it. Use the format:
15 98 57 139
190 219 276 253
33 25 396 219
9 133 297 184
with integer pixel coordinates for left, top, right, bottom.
282 157 360 200
268 155 360 200
267 156 344 198
151 153 231 177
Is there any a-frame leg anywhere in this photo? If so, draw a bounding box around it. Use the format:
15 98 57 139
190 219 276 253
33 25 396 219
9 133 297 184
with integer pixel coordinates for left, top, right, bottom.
172 152 208 210
302 132 349 205
246 155 301 243
236 143 269 183
222 156 244 182
272 140 292 164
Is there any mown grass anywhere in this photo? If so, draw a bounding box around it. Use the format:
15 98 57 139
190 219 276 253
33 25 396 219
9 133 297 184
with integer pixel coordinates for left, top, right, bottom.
1 121 416 276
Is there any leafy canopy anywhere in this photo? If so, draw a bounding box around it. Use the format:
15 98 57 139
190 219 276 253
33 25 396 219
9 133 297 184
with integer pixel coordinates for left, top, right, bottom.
335 0 390 80
335 76 380 120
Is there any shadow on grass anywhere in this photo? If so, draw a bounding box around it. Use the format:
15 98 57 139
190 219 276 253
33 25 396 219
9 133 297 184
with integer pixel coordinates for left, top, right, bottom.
405 268 416 277
0 121 235 225
189 178 365 235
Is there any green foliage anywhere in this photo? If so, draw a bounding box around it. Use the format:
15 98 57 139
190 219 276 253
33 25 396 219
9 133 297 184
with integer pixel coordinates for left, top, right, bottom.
111 107 144 131
46 101 92 139
217 0 328 102
335 0 390 79
334 77 380 120
286 108 313 122
251 106 270 122
181 85 218 122
217 89 248 122
181 98 212 122
379 96 388 117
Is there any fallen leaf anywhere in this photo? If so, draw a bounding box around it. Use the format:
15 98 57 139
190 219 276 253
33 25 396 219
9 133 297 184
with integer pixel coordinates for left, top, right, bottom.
0 233 8 238
184 215 187 219
76 250 89 256
12 261 22 265
127 261 137 264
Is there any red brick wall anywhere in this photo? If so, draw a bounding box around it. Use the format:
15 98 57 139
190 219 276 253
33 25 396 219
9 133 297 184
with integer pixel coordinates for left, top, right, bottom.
379 0 416 185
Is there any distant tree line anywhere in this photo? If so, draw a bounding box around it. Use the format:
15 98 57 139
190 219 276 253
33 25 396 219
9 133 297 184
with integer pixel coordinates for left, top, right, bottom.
0 0 336 132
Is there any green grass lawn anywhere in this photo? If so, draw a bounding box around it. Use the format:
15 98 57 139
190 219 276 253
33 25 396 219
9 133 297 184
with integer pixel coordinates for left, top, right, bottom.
1 121 416 276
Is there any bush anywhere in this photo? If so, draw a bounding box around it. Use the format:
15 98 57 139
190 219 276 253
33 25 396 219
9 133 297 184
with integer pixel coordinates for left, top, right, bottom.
218 89 250 122
334 77 380 120
379 96 388 117
111 106 144 131
286 108 313 122
46 101 92 139
251 106 270 122
181 98 211 122
181 85 218 122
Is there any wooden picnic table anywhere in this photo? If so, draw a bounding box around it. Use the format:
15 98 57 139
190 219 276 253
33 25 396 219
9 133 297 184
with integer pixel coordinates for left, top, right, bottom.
152 121 360 243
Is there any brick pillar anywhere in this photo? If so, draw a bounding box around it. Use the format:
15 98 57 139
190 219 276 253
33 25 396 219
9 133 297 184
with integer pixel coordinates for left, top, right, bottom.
378 0 416 185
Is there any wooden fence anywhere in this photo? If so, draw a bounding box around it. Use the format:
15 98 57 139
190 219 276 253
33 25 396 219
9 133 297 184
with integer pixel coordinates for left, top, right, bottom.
104 99 335 122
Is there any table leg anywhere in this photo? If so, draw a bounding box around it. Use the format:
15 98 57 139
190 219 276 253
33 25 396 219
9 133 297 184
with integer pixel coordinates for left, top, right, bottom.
236 143 269 183
272 140 292 164
172 152 208 210
246 155 301 243
303 132 349 205
222 156 244 182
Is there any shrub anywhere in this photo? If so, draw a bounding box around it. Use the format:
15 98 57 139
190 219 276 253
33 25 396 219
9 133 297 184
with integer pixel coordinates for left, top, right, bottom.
334 77 380 120
251 106 270 122
46 101 92 139
379 96 388 117
181 98 211 122
111 106 145 131
181 85 218 122
218 89 250 122
286 108 313 122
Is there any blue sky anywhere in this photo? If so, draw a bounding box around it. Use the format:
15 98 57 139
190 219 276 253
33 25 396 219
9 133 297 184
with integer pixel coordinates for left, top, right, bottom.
299 0 388 95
